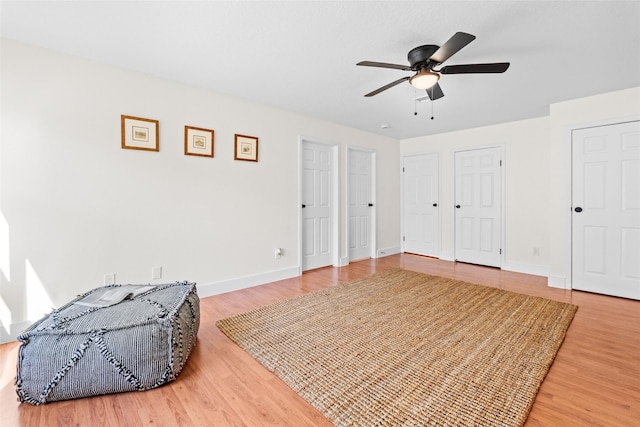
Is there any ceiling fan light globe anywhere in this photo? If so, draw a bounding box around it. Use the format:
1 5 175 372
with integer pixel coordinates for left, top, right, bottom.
409 71 440 90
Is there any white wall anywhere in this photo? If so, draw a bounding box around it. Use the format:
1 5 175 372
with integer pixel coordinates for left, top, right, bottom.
0 39 400 342
2 38 638 343
400 86 640 285
547 87 640 288
401 116 552 276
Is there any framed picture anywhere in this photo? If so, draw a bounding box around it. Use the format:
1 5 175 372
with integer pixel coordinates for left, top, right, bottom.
121 115 159 151
184 125 214 157
234 134 259 162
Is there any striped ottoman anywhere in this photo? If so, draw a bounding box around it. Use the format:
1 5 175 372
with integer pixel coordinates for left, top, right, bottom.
16 281 200 404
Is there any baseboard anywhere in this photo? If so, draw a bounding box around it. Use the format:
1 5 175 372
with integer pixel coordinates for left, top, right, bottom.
501 261 549 278
439 250 454 261
196 266 300 299
1 320 32 344
548 275 568 289
1 269 301 344
375 246 401 258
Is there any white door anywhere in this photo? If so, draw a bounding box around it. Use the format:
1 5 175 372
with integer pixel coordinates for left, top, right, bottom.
454 147 502 267
348 149 374 261
572 121 640 300
402 153 440 257
302 141 335 271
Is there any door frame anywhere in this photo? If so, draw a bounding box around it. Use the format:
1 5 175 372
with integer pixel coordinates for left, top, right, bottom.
346 146 376 262
452 145 505 268
298 136 340 274
400 152 441 258
566 116 640 290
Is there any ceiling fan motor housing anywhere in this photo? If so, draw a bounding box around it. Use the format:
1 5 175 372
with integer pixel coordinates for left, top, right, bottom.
408 45 439 69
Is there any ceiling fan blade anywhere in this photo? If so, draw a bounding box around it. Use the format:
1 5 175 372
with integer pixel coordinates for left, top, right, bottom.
357 61 412 71
439 62 510 74
429 32 476 64
425 82 444 100
364 76 410 97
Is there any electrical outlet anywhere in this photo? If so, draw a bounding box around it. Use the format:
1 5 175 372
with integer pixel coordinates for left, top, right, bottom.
104 273 116 286
275 248 283 259
152 266 162 280
533 247 540 256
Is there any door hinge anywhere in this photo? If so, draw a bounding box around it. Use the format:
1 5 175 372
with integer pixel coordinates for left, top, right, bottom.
403 236 405 242
500 160 502 166
402 167 405 172
499 249 502 254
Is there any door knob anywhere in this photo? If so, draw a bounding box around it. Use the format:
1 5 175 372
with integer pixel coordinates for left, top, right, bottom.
455 205 461 209
433 203 438 207
302 204 306 208
368 203 374 207
574 207 583 212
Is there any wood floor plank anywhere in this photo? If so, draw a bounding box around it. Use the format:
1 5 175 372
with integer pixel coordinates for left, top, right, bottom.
1 254 638 426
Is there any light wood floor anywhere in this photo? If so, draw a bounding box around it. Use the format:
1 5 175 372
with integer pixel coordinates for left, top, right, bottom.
1 254 638 426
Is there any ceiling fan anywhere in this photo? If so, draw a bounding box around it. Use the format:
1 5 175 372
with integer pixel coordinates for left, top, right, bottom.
357 32 510 100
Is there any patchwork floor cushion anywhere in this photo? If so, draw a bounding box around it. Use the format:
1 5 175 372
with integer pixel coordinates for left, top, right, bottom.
16 281 200 405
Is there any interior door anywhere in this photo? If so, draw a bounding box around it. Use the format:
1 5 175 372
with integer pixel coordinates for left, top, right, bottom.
454 147 502 267
302 141 335 271
572 120 640 300
402 153 440 257
348 149 374 261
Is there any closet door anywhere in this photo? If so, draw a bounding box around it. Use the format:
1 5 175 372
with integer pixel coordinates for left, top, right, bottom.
454 147 502 268
572 121 640 299
402 153 440 257
348 148 374 261
301 141 337 271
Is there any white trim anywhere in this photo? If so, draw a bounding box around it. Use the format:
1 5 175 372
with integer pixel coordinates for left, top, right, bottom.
197 266 300 299
502 261 549 278
0 320 33 344
400 155 404 253
375 246 401 258
500 145 506 268
298 136 303 276
548 275 568 289
564 125 574 289
1 267 301 344
371 153 377 258
1 319 32 344
439 250 454 261
331 144 340 267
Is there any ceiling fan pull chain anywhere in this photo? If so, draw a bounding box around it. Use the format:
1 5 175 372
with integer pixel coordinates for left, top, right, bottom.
414 88 418 116
431 88 435 120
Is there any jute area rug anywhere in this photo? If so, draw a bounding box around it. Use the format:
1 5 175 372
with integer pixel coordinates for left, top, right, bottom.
216 269 577 426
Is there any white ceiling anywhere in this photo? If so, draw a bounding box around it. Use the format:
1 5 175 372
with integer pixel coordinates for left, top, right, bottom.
2 1 639 140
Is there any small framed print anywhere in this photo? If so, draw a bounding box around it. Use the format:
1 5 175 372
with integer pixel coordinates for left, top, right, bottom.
121 115 159 151
234 134 259 162
184 125 214 157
